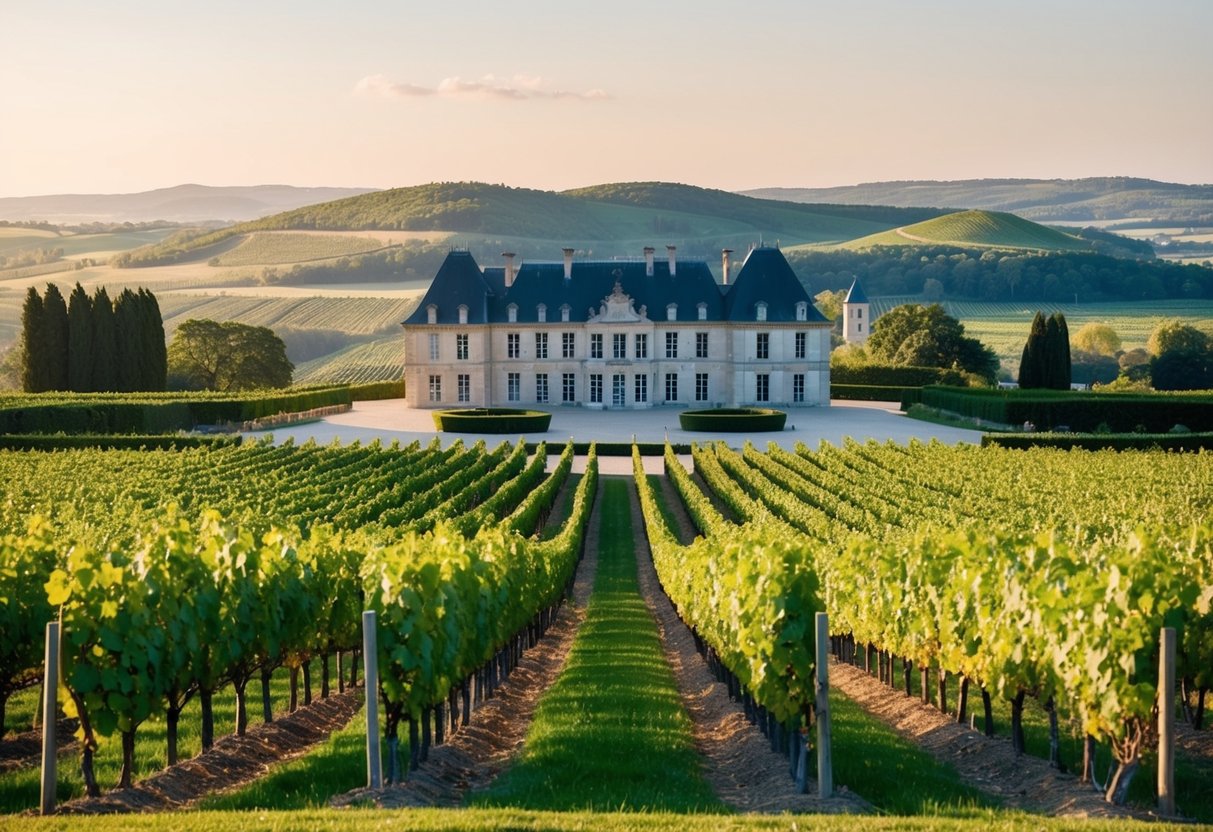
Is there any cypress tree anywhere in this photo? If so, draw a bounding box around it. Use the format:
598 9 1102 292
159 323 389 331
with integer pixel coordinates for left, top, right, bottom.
92 288 118 392
41 284 70 391
113 289 141 392
141 289 168 391
19 287 46 392
1043 314 1062 390
1051 312 1072 390
1018 311 1047 388
67 283 95 392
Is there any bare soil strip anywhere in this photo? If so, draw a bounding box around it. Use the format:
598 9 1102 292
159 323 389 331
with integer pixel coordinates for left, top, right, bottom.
1176 721 1213 760
831 662 1159 819
53 688 363 813
628 482 869 814
333 489 602 809
0 720 77 775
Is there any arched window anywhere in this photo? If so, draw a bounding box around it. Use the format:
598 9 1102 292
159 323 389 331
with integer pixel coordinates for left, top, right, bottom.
427 304 438 325
756 302 767 322
666 303 678 322
697 302 707 321
458 305 468 325
507 304 518 323
795 302 807 322
537 303 547 323
560 304 571 323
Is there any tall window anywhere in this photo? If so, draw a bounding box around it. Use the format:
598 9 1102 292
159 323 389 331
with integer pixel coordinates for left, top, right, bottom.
507 304 518 323
635 333 648 359
428 374 441 402
664 373 678 402
697 303 707 321
613 333 626 359
796 302 807 322
589 374 603 404
457 374 470 403
756 332 770 360
507 372 520 402
695 373 708 402
562 332 575 358
535 332 548 359
795 332 806 360
756 373 770 402
562 373 575 403
665 331 678 359
507 332 520 359
537 304 547 323
428 333 439 361
456 333 468 360
793 373 805 403
536 373 549 403
634 374 648 403
857 308 863 319
756 303 768 322
695 332 708 359
591 333 603 359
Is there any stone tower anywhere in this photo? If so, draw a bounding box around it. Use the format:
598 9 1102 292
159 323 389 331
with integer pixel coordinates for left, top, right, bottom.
843 278 870 344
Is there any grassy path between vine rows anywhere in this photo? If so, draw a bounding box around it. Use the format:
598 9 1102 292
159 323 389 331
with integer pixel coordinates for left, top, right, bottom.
469 477 723 813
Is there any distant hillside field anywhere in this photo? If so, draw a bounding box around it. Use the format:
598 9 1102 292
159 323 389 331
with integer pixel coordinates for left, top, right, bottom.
743 177 1213 225
113 181 951 269
823 210 1092 253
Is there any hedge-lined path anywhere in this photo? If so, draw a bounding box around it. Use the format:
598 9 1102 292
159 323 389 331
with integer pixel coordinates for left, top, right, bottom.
332 479 602 809
469 478 721 812
830 662 1156 819
629 479 871 814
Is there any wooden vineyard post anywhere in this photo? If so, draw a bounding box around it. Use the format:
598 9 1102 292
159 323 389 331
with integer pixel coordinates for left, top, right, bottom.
40 621 59 816
362 611 382 789
815 611 833 799
1158 627 1176 816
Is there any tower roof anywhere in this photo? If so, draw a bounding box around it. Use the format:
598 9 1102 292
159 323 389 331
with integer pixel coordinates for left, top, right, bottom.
844 277 869 305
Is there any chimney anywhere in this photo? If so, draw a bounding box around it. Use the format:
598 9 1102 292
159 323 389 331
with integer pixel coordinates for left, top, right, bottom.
643 246 655 277
562 247 574 280
502 251 516 287
721 249 733 285
666 245 677 277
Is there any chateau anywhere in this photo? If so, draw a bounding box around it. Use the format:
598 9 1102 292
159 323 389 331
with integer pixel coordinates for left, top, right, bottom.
402 245 831 409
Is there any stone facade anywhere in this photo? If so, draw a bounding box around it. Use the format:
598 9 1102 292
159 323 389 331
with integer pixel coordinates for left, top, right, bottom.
403 246 831 409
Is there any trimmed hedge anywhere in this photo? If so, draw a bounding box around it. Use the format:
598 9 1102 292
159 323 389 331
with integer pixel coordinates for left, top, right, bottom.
679 408 787 432
348 380 406 401
832 384 921 404
433 408 551 434
831 364 964 387
0 386 354 435
0 434 242 451
982 432 1213 452
916 386 1213 432
523 441 691 456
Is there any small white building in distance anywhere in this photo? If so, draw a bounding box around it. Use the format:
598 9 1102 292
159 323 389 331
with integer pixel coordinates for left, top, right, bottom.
843 277 871 345
402 245 832 409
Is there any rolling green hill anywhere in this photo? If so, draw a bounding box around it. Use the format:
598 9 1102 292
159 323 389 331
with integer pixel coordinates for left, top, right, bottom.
114 182 951 268
744 177 1213 225
821 210 1093 253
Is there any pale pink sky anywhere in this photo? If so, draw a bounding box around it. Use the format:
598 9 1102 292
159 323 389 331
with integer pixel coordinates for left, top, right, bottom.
1 0 1210 197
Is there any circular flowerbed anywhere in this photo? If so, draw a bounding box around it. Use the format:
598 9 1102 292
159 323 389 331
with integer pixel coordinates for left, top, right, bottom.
678 407 787 432
432 407 551 434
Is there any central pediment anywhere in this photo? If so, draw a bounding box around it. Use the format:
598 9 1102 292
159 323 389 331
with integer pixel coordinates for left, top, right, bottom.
588 280 648 323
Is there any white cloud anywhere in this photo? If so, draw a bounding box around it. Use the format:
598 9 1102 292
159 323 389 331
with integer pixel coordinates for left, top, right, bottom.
354 73 610 102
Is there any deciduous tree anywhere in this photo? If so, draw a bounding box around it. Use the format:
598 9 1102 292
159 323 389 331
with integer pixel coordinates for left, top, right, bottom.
168 319 293 391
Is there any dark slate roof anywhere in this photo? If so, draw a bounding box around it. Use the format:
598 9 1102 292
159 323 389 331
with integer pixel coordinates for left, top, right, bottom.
845 277 869 304
405 247 825 326
723 247 826 322
403 251 496 324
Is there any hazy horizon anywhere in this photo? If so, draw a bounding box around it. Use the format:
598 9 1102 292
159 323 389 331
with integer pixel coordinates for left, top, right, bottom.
3 0 1211 199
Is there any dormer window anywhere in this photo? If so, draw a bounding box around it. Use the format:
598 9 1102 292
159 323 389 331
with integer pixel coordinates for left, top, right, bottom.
537 303 547 323
697 302 708 321
796 302 807 322
507 303 518 323
427 304 438 325
458 305 468 325
756 302 768 322
560 304 570 323
666 303 677 322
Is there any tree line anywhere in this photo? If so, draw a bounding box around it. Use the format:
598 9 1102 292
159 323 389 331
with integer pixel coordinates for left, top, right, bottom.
21 284 167 393
787 247 1212 303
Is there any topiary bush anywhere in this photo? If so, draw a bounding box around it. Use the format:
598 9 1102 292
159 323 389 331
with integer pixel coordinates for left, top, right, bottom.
678 408 787 432
433 408 551 434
